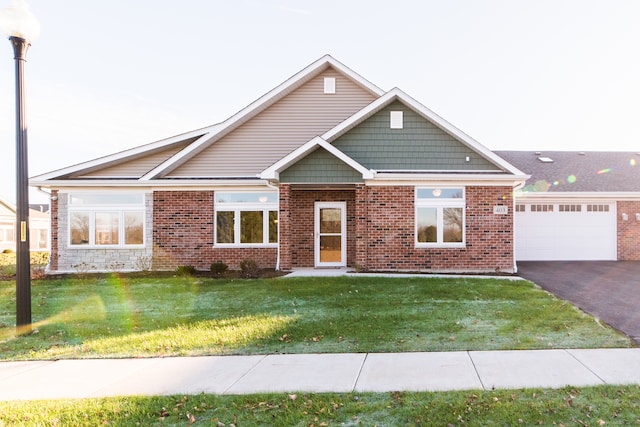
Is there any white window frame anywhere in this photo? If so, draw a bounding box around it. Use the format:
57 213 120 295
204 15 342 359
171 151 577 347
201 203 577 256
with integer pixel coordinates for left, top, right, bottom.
214 192 278 247
415 187 465 248
67 193 146 248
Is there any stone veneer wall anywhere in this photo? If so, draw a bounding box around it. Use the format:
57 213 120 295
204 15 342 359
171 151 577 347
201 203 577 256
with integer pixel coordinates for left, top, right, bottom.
617 200 640 260
52 192 154 273
152 191 277 271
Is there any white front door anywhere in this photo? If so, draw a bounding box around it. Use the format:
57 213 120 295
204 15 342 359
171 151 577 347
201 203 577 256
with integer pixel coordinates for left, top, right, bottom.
315 202 346 267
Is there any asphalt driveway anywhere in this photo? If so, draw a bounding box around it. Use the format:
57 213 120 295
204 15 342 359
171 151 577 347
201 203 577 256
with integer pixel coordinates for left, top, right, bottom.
517 261 640 344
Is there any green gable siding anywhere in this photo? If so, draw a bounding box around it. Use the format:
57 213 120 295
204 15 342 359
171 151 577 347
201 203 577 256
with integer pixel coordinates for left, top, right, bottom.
281 148 363 183
333 101 501 171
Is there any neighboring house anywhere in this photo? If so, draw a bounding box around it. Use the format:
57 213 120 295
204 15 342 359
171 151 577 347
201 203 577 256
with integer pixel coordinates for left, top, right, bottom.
31 55 536 274
496 151 640 261
0 195 50 252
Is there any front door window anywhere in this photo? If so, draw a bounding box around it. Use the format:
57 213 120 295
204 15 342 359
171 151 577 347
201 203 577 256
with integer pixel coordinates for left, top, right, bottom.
315 202 346 267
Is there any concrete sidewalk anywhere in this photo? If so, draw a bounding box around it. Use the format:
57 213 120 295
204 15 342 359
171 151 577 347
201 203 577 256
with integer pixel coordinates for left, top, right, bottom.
1 348 640 401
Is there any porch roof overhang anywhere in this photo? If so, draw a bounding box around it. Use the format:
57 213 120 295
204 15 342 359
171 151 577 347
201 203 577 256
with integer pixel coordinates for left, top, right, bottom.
366 172 529 189
260 136 375 181
30 178 271 191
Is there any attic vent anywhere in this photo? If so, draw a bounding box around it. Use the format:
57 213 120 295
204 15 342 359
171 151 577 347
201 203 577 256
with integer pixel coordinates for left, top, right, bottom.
390 111 403 129
323 77 336 94
537 156 554 163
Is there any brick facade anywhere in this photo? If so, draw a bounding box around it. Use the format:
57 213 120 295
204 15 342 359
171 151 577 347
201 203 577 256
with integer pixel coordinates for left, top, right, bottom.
49 186 640 275
617 201 640 260
354 185 515 273
152 191 277 271
280 184 514 273
279 185 356 270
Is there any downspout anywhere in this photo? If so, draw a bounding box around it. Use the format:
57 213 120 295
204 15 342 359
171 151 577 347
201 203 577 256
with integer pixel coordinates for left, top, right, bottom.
266 180 280 271
511 181 525 274
36 186 51 199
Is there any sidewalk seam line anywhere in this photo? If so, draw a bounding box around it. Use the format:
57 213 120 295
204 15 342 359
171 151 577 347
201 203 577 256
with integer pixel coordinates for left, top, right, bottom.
222 355 268 394
564 349 607 385
353 353 369 392
467 351 487 390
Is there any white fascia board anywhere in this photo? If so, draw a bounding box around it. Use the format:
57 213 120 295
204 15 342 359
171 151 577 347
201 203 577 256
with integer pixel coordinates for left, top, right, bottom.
31 178 269 189
317 139 374 179
322 90 400 141
140 132 214 180
261 136 374 180
261 136 326 180
147 56 386 180
368 173 528 186
324 88 526 177
514 191 640 201
388 89 527 176
31 127 213 182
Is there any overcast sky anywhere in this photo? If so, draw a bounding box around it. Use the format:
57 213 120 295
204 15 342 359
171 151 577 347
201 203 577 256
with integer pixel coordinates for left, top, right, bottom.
0 0 639 203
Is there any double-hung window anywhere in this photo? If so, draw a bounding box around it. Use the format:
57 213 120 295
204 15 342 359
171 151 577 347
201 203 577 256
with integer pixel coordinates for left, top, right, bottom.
415 188 465 247
68 193 145 247
215 192 278 246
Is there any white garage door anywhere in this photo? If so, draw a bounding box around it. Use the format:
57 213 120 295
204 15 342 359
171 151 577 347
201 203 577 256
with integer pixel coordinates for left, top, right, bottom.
515 202 617 261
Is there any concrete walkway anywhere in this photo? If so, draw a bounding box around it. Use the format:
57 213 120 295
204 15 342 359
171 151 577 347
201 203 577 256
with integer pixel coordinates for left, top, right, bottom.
2 348 640 401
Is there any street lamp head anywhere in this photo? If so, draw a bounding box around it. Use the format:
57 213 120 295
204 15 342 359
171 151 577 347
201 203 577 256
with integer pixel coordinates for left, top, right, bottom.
0 0 39 43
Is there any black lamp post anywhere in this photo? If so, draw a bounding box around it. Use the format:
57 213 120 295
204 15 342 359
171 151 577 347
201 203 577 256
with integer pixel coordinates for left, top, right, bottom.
0 0 39 332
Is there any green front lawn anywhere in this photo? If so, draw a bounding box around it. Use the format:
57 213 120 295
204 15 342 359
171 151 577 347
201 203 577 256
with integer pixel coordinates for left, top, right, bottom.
0 275 631 360
1 386 639 426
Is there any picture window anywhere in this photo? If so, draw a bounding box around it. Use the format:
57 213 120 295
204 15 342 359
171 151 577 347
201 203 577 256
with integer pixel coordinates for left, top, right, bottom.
215 192 278 246
415 188 465 247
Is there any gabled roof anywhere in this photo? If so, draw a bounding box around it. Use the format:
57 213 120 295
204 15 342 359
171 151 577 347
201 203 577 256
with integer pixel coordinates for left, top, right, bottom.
261 136 374 181
262 88 527 180
31 128 213 182
32 55 384 185
496 151 640 193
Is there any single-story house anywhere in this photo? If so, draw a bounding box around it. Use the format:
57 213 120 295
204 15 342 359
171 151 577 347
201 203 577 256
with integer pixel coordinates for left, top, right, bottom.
0 195 49 252
30 56 640 274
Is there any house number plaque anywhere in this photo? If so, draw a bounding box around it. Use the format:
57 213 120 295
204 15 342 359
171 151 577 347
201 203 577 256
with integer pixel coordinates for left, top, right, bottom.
493 206 508 215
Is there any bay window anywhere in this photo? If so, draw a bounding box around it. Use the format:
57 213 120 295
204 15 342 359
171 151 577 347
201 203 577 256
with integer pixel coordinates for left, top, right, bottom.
415 188 465 247
68 193 145 247
215 192 278 246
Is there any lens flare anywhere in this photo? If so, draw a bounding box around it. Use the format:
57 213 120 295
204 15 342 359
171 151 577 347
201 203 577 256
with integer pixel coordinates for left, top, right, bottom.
631 158 636 166
567 175 577 184
597 168 611 174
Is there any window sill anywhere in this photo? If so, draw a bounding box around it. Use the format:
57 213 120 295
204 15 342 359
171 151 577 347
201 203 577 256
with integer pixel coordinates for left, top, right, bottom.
68 245 147 249
415 243 466 249
214 244 278 249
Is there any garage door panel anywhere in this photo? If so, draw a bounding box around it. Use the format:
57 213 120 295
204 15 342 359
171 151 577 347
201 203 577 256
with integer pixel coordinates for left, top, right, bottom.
515 203 616 261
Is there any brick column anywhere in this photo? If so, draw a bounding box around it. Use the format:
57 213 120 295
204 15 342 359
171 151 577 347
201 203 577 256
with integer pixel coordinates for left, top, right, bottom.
355 184 368 271
279 184 292 270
